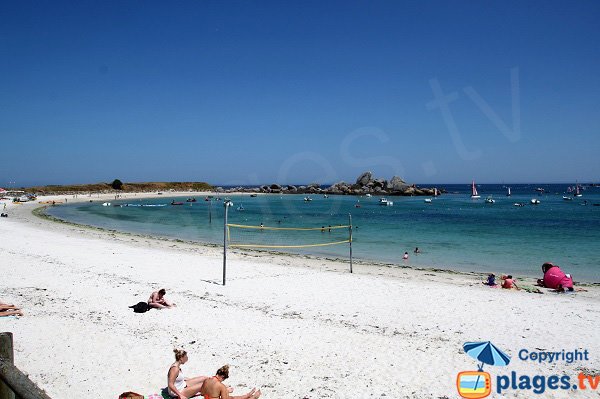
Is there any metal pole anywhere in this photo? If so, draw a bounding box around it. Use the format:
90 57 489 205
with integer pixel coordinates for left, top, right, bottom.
223 201 229 286
209 200 212 224
348 213 353 273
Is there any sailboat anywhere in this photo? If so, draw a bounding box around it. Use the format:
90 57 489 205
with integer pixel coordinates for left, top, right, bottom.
574 184 583 197
470 180 481 199
506 187 511 197
433 187 439 197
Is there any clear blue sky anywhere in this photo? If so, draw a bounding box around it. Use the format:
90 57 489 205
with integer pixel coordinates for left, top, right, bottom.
1 1 599 187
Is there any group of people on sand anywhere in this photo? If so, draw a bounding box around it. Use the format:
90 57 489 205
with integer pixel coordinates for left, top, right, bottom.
483 262 575 292
0 300 23 317
167 349 261 399
143 292 260 398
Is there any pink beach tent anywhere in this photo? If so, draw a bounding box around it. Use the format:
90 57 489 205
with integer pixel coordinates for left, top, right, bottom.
542 263 573 289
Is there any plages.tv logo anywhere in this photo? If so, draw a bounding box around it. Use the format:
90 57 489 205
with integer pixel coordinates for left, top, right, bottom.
457 341 511 399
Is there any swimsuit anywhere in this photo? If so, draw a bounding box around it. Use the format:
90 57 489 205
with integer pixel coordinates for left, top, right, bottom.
167 366 186 397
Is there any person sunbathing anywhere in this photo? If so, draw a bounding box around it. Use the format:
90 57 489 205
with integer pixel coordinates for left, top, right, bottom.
200 365 261 399
148 288 176 309
167 349 209 399
0 301 23 317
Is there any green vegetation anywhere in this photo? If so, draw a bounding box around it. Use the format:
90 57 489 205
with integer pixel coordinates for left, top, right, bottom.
25 181 213 194
111 179 124 190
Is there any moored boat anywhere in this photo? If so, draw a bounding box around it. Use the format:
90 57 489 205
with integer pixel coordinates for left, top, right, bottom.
470 180 480 199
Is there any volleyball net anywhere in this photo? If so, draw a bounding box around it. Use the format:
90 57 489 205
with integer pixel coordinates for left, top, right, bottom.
226 223 351 249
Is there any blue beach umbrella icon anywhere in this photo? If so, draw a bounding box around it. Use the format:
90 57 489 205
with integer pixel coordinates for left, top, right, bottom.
463 341 511 370
463 341 511 393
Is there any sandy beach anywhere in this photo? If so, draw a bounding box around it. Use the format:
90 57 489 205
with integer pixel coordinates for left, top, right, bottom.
1 194 599 398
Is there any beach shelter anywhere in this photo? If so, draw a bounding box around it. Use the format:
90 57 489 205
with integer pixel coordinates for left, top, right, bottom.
463 341 511 370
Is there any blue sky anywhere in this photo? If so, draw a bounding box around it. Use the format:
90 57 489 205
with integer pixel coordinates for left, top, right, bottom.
1 1 599 187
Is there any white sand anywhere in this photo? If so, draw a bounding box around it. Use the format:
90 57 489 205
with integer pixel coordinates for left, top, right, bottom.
1 194 599 398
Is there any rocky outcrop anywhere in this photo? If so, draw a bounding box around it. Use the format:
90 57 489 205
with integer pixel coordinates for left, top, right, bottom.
220 172 443 196
356 171 373 186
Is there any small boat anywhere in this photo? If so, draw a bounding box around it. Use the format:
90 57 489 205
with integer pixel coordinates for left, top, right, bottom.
186 198 197 202
250 194 258 197
506 187 511 197
535 187 545 193
530 198 540 205
563 196 573 201
354 203 361 208
171 201 184 206
379 198 394 206
365 193 372 198
514 202 526 207
323 194 329 198
237 204 245 211
485 196 495 204
303 197 313 202
102 202 111 206
470 180 480 199
424 198 432 203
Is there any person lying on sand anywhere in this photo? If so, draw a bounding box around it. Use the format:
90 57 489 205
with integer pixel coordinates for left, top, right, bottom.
0 301 23 317
200 364 261 399
148 288 176 309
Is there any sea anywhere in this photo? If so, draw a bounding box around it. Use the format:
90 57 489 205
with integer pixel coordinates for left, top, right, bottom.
45 184 600 282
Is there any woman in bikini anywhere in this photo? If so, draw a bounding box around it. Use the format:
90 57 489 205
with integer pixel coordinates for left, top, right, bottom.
167 349 209 399
199 365 261 399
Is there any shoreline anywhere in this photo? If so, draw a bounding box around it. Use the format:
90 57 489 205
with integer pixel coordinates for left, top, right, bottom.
1 193 599 398
24 193 599 285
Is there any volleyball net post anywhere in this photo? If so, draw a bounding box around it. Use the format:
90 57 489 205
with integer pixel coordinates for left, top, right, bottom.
222 200 233 286
349 213 353 273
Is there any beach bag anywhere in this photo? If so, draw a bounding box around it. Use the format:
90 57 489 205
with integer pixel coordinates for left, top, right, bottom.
118 392 144 399
129 301 150 313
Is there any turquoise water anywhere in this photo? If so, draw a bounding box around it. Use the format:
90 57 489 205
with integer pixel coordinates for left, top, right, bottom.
45 184 600 281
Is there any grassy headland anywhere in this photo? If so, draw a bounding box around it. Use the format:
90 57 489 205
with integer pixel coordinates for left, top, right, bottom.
24 181 213 195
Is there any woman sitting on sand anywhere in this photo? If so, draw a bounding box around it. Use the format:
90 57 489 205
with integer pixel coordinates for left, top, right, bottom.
167 349 209 399
0 301 23 317
200 364 261 399
537 262 574 292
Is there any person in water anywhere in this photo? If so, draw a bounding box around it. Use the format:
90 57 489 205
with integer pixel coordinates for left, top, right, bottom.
167 349 209 399
199 364 261 399
402 252 409 260
537 262 574 292
414 247 421 254
148 288 176 309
